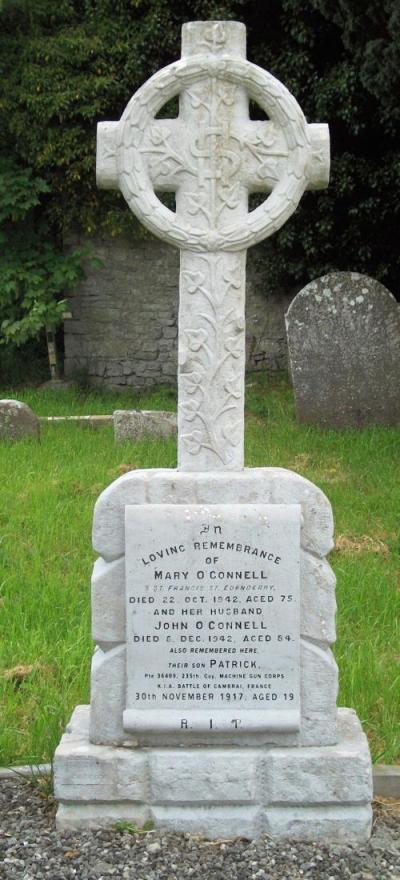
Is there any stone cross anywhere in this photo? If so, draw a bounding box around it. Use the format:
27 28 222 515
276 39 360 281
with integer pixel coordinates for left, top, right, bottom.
97 21 329 471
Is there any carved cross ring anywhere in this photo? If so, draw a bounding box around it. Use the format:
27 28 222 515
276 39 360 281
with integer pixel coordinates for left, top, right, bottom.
117 56 311 252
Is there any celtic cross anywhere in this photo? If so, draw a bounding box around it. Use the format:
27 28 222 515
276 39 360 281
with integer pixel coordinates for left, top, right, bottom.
97 21 329 470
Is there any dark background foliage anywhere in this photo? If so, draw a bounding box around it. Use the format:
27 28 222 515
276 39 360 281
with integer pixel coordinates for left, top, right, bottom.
0 0 399 353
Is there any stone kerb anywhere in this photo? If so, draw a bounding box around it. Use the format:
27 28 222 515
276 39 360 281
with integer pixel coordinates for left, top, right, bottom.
89 467 338 748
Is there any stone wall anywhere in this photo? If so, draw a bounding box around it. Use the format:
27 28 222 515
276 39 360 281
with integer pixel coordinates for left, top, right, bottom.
64 234 292 388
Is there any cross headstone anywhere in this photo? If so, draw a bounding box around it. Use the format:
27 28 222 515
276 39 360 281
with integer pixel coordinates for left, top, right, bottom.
55 22 373 842
97 20 329 470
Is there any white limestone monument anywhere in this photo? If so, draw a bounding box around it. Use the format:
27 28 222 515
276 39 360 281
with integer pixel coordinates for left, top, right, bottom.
54 21 372 840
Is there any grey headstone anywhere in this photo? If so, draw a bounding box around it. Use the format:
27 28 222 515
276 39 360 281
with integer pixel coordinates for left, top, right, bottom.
113 410 177 442
285 273 400 428
0 399 40 441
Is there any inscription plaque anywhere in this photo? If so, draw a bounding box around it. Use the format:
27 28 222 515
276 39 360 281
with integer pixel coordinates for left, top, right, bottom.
123 503 301 734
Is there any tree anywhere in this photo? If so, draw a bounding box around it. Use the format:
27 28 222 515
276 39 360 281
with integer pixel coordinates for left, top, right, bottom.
257 0 400 292
0 158 86 351
0 2 90 365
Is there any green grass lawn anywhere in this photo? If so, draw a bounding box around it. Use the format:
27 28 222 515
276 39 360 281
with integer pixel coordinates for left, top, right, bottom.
0 374 399 766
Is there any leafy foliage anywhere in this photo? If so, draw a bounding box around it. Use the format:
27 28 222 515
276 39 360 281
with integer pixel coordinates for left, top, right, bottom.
258 0 400 293
0 0 398 324
0 159 86 346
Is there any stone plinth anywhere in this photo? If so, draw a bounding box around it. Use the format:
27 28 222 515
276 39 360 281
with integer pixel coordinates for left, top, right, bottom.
55 705 372 841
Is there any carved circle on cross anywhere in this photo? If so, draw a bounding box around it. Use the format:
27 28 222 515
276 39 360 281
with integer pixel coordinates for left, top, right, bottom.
117 56 311 252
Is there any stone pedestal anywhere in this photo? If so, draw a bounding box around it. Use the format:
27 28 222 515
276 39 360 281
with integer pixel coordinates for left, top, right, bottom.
55 705 372 841
54 467 373 841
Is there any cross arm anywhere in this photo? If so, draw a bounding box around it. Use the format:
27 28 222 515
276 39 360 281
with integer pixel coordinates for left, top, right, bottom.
97 119 185 192
97 118 329 196
305 123 330 190
241 121 330 193
96 121 119 190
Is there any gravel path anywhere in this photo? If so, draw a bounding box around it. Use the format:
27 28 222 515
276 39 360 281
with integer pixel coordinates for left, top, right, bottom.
0 780 399 880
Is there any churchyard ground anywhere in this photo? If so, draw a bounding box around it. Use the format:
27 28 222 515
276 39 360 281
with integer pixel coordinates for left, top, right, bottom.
0 373 398 768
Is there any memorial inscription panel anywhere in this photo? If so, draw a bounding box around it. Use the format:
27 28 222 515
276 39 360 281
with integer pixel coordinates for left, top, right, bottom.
123 503 301 734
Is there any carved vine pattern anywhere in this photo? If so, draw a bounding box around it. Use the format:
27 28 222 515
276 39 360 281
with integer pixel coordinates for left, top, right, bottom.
179 254 244 464
141 125 198 181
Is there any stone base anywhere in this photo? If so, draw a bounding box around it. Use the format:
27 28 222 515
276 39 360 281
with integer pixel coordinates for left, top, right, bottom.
54 706 372 842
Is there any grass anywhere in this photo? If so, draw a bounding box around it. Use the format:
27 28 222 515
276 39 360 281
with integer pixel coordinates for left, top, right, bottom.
0 373 399 766
3 383 178 417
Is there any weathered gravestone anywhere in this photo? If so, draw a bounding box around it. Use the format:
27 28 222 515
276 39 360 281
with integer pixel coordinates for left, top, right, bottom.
54 21 372 840
113 410 177 442
0 399 40 441
286 272 400 428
